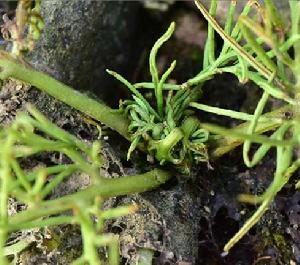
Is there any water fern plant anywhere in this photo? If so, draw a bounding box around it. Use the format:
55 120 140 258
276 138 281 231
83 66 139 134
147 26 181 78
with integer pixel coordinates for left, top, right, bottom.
107 22 209 172
1 0 300 261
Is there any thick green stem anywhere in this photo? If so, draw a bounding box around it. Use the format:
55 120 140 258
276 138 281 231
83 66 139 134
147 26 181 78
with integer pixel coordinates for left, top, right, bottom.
149 128 184 164
8 169 171 225
0 52 130 140
7 216 73 232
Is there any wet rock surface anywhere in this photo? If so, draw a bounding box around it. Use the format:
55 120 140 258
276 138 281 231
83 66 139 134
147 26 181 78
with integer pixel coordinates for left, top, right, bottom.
29 0 141 101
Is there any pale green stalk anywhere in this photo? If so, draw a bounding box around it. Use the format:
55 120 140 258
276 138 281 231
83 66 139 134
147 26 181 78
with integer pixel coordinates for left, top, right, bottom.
243 91 269 167
0 52 130 139
189 102 281 122
9 169 171 225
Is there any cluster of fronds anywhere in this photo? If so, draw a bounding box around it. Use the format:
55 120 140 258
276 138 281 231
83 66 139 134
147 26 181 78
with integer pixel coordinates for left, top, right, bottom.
107 22 210 173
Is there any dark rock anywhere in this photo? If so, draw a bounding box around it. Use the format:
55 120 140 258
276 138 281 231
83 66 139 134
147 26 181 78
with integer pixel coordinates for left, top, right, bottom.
142 183 203 264
29 0 141 101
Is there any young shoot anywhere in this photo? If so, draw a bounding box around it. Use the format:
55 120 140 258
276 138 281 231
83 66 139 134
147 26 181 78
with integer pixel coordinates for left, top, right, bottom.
107 22 210 173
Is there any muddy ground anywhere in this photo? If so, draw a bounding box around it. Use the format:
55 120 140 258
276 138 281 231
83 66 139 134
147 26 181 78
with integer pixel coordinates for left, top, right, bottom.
1 1 299 265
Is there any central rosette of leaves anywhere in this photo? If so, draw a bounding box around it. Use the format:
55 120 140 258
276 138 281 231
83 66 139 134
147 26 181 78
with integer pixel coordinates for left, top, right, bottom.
107 22 209 172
